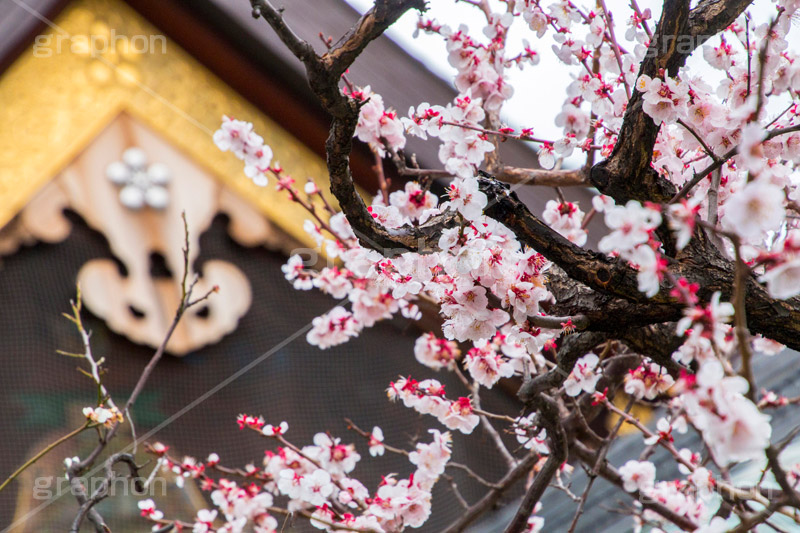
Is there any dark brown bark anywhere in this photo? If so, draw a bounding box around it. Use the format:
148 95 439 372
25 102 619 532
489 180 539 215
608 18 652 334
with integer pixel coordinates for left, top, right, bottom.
503 395 567 533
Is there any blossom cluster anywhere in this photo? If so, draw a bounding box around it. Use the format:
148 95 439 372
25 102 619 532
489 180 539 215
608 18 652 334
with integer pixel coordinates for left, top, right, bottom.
387 377 480 434
82 405 123 428
596 196 667 297
213 115 273 186
139 419 452 533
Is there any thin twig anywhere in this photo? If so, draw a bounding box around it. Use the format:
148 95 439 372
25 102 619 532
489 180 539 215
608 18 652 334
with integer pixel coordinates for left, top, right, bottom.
68 213 217 531
567 397 634 533
670 124 800 203
598 0 631 99
0 422 90 493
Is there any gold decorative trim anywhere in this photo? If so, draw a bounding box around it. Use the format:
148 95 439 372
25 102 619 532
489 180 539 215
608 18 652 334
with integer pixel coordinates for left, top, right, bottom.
0 0 335 249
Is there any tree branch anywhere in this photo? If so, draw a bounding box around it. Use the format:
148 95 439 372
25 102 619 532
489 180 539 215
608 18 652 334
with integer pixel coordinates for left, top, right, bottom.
503 395 567 533
572 440 700 531
440 451 540 533
249 1 318 65
689 0 755 38
494 165 590 187
70 453 143 533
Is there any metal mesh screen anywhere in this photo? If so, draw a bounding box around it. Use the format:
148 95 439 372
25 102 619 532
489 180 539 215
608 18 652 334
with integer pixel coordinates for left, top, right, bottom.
0 211 522 532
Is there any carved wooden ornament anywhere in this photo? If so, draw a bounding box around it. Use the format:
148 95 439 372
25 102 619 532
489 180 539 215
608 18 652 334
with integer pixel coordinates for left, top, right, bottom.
1 114 288 355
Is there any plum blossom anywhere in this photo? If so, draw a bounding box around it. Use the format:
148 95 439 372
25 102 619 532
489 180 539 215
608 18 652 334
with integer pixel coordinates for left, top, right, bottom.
464 339 515 389
445 177 488 221
514 413 549 454
624 362 675 400
538 142 555 169
414 333 460 370
542 200 587 246
409 429 452 484
313 266 353 299
138 499 164 521
193 509 217 533
667 197 702 250
523 503 545 532
262 421 288 437
555 103 590 138
722 180 786 242
672 331 714 366
277 469 303 500
642 480 708 526
682 360 772 464
760 257 800 299
563 353 601 397
618 460 656 493
688 467 715 498
338 477 370 508
368 426 385 457
213 116 257 155
401 102 445 140
752 335 785 356
636 74 689 124
759 230 800 299
281 254 313 290
676 292 734 346
598 200 661 256
353 86 406 156
300 469 335 506
83 406 123 428
306 307 361 349
368 204 407 229
442 397 480 434
309 432 361 475
389 181 439 220
703 35 736 70
643 417 682 446
213 116 272 186
630 244 667 298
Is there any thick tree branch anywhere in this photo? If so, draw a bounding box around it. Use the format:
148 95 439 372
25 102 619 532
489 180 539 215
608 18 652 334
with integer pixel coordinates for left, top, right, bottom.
494 165 590 187
689 0 754 38
590 0 690 204
479 178 656 302
324 0 427 77
254 0 462 255
503 395 568 533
